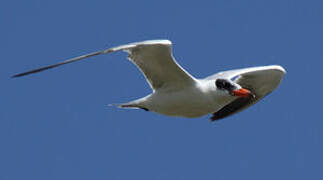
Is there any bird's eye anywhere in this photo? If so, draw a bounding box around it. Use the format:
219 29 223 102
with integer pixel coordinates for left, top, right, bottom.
224 81 232 89
215 79 226 89
216 79 234 90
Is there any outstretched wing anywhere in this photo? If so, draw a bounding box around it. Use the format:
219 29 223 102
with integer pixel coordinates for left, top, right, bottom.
206 65 286 121
111 40 197 90
12 40 197 91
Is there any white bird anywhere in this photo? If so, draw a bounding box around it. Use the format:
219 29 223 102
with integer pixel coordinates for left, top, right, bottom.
12 40 286 121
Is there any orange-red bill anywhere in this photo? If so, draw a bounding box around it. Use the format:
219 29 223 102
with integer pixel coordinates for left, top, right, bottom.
233 88 253 98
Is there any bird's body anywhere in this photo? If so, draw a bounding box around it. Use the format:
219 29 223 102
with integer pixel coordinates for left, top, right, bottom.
13 40 286 121
127 80 235 118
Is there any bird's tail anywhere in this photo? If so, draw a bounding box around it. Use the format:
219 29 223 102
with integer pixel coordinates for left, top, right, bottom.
107 98 149 111
107 103 138 109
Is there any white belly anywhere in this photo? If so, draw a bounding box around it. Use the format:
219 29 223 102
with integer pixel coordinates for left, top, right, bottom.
146 88 234 118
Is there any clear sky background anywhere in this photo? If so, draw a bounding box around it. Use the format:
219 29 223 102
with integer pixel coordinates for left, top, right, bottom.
1 0 322 179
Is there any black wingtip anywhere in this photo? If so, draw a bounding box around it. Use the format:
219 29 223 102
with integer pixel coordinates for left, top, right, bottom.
11 74 22 78
10 63 61 78
10 49 109 79
11 73 25 78
11 71 35 78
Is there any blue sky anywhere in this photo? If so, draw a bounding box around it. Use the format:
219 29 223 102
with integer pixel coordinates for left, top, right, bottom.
1 0 322 179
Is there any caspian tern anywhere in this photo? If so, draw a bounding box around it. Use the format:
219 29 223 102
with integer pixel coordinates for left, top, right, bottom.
12 40 286 121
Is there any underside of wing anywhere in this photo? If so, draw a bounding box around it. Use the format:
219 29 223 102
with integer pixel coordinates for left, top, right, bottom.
209 65 286 121
211 96 256 121
113 40 197 90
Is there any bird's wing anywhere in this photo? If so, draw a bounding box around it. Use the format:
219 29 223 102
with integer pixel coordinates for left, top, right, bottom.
206 65 286 121
12 40 197 91
112 40 197 90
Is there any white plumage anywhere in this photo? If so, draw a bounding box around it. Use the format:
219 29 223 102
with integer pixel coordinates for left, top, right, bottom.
13 40 286 121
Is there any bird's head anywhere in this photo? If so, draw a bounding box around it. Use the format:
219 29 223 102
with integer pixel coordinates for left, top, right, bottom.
215 79 255 98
